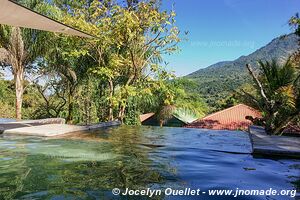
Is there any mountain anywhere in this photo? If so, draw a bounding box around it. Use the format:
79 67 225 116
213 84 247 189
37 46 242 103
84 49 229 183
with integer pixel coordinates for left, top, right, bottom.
185 33 300 109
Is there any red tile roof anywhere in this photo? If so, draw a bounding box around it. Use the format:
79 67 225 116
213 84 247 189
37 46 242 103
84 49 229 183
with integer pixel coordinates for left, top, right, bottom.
186 104 262 130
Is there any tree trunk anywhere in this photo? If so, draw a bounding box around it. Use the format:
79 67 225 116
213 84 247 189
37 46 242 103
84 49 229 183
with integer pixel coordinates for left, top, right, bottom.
84 99 88 125
10 27 25 121
117 75 134 123
118 105 126 123
108 79 114 121
66 95 74 124
66 86 75 124
159 120 163 127
14 67 24 121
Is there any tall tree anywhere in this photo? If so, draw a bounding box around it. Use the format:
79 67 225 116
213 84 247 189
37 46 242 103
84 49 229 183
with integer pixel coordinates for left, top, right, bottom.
0 26 50 120
0 1 52 120
59 0 181 122
0 27 26 120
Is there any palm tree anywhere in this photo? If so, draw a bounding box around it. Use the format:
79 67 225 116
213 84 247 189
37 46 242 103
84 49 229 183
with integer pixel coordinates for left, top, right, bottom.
0 1 55 120
157 105 176 127
0 27 25 120
0 25 50 120
0 26 33 120
241 59 300 135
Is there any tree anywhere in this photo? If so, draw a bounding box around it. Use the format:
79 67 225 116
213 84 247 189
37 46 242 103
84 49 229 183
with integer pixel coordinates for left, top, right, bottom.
32 75 67 119
43 37 80 123
0 1 52 120
0 26 27 120
240 60 300 134
58 0 181 123
108 3 181 121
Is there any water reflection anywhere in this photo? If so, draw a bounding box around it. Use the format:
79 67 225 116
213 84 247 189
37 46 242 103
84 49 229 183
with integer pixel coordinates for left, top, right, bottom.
0 126 298 200
0 126 176 199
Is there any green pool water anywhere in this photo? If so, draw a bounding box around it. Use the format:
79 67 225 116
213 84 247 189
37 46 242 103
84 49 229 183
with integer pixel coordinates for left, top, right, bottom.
0 126 299 200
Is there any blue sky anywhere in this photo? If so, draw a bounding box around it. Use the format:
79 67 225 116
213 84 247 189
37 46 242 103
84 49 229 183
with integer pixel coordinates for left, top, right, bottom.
162 0 300 76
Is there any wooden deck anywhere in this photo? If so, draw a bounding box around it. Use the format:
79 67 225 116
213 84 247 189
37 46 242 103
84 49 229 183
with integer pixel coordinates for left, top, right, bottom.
249 126 300 158
1 120 121 137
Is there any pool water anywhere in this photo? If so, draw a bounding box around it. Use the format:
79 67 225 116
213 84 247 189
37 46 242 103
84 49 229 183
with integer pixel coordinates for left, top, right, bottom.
0 126 299 200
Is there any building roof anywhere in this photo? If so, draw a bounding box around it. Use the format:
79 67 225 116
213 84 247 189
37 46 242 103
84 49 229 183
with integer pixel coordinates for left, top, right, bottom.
0 0 94 38
140 111 198 125
186 104 262 130
140 113 155 122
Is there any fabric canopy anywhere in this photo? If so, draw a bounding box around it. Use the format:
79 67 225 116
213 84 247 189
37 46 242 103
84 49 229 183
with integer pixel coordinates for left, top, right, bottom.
0 0 94 38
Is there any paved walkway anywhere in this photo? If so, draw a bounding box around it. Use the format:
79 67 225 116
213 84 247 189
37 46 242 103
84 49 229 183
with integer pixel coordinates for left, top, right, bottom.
249 126 300 158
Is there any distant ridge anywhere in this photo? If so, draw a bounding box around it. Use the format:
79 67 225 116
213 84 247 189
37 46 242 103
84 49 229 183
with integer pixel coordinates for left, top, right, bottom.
185 33 299 109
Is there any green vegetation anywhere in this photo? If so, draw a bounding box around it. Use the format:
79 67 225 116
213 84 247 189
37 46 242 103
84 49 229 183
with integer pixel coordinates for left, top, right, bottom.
289 13 300 131
186 34 299 111
182 15 300 134
0 1 299 131
0 0 208 125
239 60 300 135
0 0 57 120
0 126 175 200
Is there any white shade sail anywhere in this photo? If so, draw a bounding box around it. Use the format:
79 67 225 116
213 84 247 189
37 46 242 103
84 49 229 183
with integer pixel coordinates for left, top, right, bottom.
0 0 94 38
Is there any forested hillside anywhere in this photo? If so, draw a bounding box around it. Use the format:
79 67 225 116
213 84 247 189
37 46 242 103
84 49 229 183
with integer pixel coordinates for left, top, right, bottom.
186 33 299 110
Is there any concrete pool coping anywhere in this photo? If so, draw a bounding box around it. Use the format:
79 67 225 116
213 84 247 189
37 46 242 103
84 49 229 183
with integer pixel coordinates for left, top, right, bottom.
249 126 300 158
0 119 121 137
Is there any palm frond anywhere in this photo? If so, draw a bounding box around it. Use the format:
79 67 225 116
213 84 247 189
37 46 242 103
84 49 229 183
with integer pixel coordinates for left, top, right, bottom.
276 85 297 108
157 105 176 124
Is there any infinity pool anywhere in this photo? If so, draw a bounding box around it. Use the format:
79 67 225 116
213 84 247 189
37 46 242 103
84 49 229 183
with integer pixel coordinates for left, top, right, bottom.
0 126 299 199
